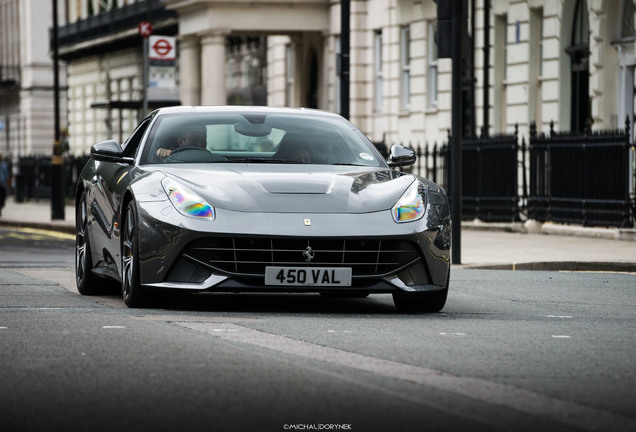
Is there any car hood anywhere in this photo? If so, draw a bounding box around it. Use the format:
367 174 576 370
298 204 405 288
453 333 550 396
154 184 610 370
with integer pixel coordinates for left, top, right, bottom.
149 164 415 213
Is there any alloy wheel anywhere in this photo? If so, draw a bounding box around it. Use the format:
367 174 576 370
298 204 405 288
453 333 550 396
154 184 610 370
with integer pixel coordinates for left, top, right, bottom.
121 205 135 302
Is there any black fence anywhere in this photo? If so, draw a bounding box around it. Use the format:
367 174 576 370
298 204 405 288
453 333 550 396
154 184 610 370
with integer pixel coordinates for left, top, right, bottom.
528 121 634 228
11 155 90 203
391 127 522 223
461 126 522 222
390 121 634 228
413 143 450 190
6 127 636 228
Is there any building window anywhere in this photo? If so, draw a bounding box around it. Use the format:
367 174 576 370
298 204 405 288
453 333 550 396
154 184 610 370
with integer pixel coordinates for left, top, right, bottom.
529 8 543 130
401 25 411 110
428 22 438 108
622 0 635 38
567 0 590 132
617 0 635 133
335 36 341 114
227 58 236 89
374 30 383 113
92 0 117 14
285 44 294 107
242 55 252 88
494 14 508 133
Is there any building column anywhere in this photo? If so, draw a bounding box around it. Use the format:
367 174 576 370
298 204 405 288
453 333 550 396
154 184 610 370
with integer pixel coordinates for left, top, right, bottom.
200 31 228 105
179 34 201 106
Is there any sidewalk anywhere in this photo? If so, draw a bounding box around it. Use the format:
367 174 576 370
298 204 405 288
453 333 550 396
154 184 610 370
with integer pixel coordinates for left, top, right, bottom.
0 197 75 234
1 197 635 272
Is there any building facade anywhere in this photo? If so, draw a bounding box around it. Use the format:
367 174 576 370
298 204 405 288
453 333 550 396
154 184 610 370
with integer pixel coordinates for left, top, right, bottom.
6 0 635 158
58 0 179 155
0 0 66 160
164 0 636 147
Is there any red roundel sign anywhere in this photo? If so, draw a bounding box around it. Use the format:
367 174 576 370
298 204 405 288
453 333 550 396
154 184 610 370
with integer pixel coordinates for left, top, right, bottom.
149 35 176 61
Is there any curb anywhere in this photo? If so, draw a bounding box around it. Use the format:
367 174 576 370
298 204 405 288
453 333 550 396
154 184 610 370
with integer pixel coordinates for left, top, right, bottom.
0 220 75 235
459 261 636 272
463 219 636 242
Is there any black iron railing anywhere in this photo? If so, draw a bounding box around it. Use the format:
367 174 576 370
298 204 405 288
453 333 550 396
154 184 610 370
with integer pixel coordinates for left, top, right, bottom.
5 126 635 228
11 155 89 202
460 126 522 222
529 120 634 228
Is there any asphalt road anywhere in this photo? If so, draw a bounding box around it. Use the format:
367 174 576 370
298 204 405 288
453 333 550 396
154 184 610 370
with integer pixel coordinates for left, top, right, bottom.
1 227 635 432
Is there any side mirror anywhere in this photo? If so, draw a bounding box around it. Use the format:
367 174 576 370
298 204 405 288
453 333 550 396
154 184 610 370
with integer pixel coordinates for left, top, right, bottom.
387 145 416 167
90 140 134 164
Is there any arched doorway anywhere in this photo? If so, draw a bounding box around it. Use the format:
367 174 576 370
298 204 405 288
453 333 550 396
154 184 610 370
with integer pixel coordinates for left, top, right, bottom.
566 0 590 132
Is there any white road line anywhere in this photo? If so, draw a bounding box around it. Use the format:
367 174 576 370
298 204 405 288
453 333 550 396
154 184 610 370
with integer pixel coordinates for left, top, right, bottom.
102 326 125 329
177 322 635 432
551 335 571 338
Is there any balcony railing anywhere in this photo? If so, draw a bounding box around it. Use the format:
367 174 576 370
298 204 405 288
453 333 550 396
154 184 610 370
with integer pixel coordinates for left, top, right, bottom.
53 0 177 52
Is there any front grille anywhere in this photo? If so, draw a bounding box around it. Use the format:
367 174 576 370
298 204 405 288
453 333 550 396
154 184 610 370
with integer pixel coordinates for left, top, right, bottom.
182 237 420 277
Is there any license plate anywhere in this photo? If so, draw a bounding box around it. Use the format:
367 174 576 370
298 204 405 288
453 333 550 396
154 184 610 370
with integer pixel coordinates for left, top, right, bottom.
265 267 352 287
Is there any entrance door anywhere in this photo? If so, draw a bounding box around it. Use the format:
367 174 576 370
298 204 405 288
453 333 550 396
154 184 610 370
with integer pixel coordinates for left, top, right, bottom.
566 0 590 133
306 49 318 108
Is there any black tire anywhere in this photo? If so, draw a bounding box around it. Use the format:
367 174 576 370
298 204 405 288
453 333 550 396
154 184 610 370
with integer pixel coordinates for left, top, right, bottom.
75 192 109 295
392 269 450 313
121 202 150 308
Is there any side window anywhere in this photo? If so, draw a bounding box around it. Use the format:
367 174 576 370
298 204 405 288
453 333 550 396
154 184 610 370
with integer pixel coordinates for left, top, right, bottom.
122 118 152 158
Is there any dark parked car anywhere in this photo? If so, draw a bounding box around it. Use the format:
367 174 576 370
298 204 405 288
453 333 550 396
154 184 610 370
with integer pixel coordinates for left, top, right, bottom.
75 106 451 312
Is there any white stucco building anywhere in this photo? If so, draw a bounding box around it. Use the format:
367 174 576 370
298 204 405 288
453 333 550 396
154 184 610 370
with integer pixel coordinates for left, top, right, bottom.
0 0 66 158
11 0 636 157
58 0 179 155
161 0 636 147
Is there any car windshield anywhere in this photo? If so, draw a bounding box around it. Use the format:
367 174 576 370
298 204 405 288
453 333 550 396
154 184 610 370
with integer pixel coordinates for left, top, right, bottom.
140 111 385 167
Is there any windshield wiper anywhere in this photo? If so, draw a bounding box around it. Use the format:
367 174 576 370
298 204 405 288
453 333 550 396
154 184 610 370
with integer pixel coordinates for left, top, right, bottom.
331 162 367 167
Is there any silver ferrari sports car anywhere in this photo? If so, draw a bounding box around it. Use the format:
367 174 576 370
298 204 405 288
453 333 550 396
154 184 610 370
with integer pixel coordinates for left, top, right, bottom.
75 106 451 312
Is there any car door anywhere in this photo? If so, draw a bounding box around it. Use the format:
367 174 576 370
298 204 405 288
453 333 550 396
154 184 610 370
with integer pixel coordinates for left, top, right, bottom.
87 118 152 279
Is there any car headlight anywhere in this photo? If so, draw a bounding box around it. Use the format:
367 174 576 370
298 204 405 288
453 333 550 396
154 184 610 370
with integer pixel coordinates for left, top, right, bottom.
161 177 215 220
392 181 426 223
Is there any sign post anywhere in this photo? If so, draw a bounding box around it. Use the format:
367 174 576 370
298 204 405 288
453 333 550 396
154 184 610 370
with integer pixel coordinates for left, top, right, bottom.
436 0 466 264
138 21 152 118
147 35 178 104
51 0 64 220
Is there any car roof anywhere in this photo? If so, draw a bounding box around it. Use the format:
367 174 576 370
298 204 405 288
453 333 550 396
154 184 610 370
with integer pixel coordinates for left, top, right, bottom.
152 105 343 119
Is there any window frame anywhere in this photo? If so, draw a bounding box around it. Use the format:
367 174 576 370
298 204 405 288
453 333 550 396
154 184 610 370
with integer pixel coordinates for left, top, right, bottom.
374 30 384 113
428 22 438 108
400 25 411 111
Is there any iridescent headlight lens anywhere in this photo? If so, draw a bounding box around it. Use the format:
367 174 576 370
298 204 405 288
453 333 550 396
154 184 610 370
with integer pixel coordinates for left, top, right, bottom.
161 178 215 220
391 181 426 223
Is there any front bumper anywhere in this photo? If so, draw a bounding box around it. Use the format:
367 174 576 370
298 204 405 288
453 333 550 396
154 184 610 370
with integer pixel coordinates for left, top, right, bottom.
135 200 450 293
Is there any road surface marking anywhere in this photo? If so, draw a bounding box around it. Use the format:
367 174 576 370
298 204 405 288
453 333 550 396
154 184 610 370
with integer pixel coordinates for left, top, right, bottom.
176 322 635 432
